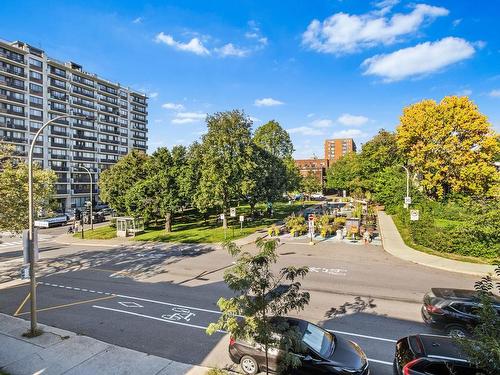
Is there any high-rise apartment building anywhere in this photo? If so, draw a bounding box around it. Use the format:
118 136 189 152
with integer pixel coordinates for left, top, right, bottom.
0 39 148 212
324 138 356 161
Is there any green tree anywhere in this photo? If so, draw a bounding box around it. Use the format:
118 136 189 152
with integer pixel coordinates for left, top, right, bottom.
397 96 500 199
124 179 160 225
98 150 149 213
326 152 361 193
301 171 322 199
253 120 294 158
456 265 500 375
359 129 402 183
283 157 301 194
195 110 255 228
0 144 57 232
206 238 310 374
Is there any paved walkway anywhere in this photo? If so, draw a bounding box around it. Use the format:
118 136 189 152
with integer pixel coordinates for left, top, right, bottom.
0 313 210 375
377 211 497 278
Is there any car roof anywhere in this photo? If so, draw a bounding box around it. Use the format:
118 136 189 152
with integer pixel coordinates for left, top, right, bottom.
413 335 469 362
431 288 500 304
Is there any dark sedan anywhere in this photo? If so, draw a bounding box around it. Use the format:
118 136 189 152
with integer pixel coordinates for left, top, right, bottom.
228 317 369 374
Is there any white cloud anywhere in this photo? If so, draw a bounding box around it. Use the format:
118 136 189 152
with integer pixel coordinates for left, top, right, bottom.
154 32 210 55
311 119 333 128
302 3 449 54
452 19 462 27
362 37 475 82
248 116 260 123
148 92 159 99
337 113 369 126
132 17 143 24
331 129 368 138
162 102 185 111
455 89 472 96
287 126 324 136
171 112 206 124
215 43 249 57
489 89 500 98
254 98 284 107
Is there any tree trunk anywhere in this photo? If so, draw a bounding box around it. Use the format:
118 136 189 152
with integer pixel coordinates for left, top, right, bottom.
165 212 172 232
250 202 255 217
222 214 227 229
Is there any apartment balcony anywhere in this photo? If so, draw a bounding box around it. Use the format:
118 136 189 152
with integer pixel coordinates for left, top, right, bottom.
55 188 69 195
72 186 98 194
57 176 69 183
49 154 68 160
74 144 95 151
131 106 147 115
49 80 67 90
0 50 25 64
33 152 43 159
0 65 26 78
49 93 68 102
73 120 94 130
50 165 69 171
1 135 26 143
49 105 68 114
100 127 120 135
48 68 66 79
99 116 118 125
72 76 95 88
0 93 26 104
72 99 95 109
133 142 146 149
0 79 25 91
100 157 118 164
98 86 118 96
100 137 119 145
1 121 27 130
131 96 146 105
50 128 68 137
73 133 97 141
0 107 25 117
101 148 120 155
72 87 95 98
99 107 119 115
73 155 95 161
132 133 147 140
72 176 93 183
50 117 69 125
98 95 118 106
51 141 68 148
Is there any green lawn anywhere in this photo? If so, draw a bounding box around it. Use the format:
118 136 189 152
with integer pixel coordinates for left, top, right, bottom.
73 225 117 240
75 201 313 243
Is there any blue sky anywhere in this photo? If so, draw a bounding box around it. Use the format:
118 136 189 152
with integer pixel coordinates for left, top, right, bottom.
2 0 499 158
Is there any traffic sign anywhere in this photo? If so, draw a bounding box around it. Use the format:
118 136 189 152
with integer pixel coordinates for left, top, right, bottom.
220 213 225 220
230 207 236 217
404 196 412 204
239 215 244 222
410 209 420 221
20 265 30 280
308 214 314 222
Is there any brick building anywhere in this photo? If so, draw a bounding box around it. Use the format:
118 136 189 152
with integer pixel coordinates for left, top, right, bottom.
294 158 329 186
324 138 356 161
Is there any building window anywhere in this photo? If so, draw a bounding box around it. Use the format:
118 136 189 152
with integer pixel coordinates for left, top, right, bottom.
29 71 43 80
30 121 41 129
29 83 43 93
30 109 43 117
30 96 43 106
29 58 43 68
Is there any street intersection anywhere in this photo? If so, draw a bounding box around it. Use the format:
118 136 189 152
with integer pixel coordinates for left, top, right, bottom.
0 233 479 374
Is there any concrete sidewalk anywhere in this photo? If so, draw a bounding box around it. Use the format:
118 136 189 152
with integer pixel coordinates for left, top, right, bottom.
0 313 210 375
377 211 497 278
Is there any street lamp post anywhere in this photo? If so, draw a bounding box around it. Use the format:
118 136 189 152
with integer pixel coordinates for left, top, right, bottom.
27 114 87 335
402 165 410 209
77 165 93 231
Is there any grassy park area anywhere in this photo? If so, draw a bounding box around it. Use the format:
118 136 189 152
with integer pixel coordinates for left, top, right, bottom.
75 201 314 243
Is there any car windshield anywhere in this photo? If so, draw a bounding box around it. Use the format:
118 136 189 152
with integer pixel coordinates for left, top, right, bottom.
302 323 334 357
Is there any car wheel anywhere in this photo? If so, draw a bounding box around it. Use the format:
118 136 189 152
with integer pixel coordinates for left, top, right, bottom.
240 355 259 375
446 325 469 338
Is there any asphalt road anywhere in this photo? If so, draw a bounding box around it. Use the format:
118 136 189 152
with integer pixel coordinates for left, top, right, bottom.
0 237 479 375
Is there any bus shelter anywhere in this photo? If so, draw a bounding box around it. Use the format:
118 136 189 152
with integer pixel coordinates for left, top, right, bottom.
116 217 144 237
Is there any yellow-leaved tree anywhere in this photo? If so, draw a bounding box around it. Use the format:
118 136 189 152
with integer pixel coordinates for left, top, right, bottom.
396 96 499 199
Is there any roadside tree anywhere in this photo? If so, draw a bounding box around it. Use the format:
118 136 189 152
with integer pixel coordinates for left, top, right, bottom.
207 238 310 374
456 265 500 375
195 110 255 228
98 150 149 213
301 171 322 199
325 152 361 193
253 120 294 159
397 96 500 199
0 144 57 232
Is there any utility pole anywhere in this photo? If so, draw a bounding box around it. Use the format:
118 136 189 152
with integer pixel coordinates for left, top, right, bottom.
77 165 93 230
402 165 410 209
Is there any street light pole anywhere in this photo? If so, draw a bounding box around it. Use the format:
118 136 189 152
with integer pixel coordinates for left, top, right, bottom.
77 165 93 231
27 114 86 335
402 165 410 209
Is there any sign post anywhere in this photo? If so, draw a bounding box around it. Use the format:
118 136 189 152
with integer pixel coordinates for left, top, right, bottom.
239 215 244 233
308 214 315 245
220 213 226 239
410 209 419 221
404 196 411 208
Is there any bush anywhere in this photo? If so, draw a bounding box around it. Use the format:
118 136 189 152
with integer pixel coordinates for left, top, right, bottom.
285 215 307 236
268 224 280 237
206 369 228 375
334 217 346 226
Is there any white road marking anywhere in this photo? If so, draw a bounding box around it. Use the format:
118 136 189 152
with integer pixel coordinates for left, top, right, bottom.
328 329 397 343
92 305 226 333
38 279 396 365
118 301 144 308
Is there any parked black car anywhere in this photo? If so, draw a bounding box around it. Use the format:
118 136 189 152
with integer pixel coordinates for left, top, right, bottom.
228 317 369 374
421 288 500 337
393 334 485 374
